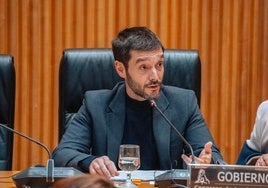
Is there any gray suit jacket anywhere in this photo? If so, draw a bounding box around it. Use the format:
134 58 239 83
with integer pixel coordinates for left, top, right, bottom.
52 82 224 171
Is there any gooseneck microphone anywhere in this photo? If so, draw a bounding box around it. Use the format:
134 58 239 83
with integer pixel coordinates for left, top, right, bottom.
0 123 83 187
0 123 54 182
149 99 195 164
0 124 51 158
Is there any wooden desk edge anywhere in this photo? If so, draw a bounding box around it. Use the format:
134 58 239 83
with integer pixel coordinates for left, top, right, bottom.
0 171 155 188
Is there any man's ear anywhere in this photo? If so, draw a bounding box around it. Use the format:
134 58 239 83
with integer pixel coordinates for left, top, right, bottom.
114 60 126 79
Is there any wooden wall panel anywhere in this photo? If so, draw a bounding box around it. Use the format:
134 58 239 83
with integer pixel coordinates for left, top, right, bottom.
0 0 267 170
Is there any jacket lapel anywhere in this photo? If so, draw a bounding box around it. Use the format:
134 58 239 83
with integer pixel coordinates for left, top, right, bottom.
106 84 126 163
152 92 171 169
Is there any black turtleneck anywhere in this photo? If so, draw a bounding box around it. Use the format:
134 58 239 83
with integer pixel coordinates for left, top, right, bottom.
121 94 160 170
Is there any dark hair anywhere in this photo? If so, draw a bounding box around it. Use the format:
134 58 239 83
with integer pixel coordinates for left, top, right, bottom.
112 26 164 68
50 174 115 188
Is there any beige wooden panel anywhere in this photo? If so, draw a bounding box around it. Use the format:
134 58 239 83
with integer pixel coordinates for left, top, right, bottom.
0 0 267 170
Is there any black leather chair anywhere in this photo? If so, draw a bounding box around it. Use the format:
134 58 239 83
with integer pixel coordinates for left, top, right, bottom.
58 48 201 141
0 54 15 170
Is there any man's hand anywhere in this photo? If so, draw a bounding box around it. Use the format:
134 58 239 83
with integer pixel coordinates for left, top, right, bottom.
182 141 212 164
255 154 268 166
89 156 119 178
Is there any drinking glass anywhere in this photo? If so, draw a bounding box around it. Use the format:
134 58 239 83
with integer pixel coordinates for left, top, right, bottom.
118 144 140 187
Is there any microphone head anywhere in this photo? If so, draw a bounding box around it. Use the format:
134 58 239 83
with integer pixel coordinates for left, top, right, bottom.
148 98 156 107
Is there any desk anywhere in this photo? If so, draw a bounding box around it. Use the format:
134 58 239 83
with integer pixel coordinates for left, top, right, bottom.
0 171 17 188
0 171 155 188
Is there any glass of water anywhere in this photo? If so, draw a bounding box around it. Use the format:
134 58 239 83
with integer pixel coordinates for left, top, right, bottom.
118 144 140 187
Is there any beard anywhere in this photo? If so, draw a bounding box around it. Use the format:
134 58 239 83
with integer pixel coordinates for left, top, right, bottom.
126 71 162 100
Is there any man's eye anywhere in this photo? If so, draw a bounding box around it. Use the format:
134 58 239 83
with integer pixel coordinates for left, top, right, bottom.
157 62 163 67
140 65 147 70
156 62 164 69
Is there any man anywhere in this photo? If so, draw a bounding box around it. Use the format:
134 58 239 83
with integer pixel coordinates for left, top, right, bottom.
52 26 225 178
237 100 268 166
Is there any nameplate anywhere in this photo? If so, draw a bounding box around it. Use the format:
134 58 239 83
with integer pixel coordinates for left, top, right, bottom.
188 164 268 188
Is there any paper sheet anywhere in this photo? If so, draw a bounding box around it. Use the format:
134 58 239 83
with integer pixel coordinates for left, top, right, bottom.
110 170 167 181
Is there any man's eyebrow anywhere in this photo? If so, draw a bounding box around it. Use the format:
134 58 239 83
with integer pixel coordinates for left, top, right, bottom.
135 54 164 64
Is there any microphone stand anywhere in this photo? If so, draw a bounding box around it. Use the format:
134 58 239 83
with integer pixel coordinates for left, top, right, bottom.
0 123 54 182
0 123 83 188
149 99 195 164
149 99 193 187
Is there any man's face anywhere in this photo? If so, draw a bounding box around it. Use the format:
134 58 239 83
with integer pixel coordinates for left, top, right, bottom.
124 48 164 101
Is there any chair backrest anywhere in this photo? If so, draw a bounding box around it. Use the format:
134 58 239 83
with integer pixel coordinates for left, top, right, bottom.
58 48 201 141
0 54 15 170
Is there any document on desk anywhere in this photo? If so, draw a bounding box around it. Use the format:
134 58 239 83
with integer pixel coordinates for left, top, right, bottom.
110 170 167 181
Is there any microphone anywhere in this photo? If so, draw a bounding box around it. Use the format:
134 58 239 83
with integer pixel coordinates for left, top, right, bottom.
0 124 54 181
149 99 195 164
149 99 193 187
0 123 83 187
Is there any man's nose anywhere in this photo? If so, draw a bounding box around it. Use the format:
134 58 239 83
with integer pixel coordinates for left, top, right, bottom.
149 68 159 80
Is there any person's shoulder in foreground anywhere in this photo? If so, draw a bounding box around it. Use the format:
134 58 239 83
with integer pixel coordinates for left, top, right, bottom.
49 174 115 188
236 100 268 166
